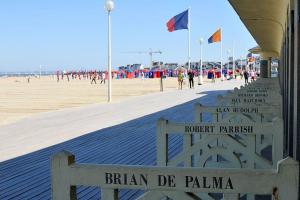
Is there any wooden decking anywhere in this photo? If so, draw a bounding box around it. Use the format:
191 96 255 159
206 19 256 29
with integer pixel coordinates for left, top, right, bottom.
0 80 243 199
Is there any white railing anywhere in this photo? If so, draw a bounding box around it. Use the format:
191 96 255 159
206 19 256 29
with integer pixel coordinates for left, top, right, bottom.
51 151 298 200
194 103 282 122
156 118 283 169
194 103 283 155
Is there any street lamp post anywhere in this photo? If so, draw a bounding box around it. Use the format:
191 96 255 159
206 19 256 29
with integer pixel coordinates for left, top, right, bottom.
198 38 204 85
105 0 114 103
232 47 235 79
227 49 231 79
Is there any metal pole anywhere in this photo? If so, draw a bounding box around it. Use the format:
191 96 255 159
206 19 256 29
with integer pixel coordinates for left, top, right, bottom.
198 40 203 85
198 42 201 85
221 35 223 81
188 8 191 71
108 11 112 102
200 42 203 82
150 53 153 69
233 46 235 79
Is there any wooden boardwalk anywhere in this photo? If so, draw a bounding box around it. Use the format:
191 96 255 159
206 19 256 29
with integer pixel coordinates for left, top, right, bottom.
0 80 243 200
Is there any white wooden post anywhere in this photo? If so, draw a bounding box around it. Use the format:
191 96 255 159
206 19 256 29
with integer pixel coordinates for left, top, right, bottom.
222 194 239 200
51 151 77 200
183 134 193 166
101 189 118 200
277 158 299 200
136 191 165 200
272 118 284 166
157 118 168 166
194 103 202 123
193 103 202 164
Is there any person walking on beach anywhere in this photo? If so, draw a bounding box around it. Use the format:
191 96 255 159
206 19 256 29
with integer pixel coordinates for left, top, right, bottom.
100 72 106 84
178 71 183 90
56 71 60 82
91 72 97 84
188 70 194 88
141 71 145 80
66 70 70 82
243 70 249 84
234 69 238 79
211 69 215 83
78 70 81 80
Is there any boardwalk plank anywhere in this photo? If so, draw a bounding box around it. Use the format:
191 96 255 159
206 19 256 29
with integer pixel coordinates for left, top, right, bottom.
0 88 229 200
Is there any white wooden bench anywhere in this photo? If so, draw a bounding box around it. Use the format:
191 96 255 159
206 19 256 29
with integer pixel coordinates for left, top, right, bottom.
156 118 283 199
194 103 282 155
51 151 298 200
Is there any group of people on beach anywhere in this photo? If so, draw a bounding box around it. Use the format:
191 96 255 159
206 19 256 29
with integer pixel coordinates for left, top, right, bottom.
177 70 195 90
242 69 259 84
176 67 260 89
56 70 107 84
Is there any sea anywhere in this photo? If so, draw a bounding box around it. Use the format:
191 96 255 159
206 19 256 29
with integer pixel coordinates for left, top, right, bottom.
0 71 55 77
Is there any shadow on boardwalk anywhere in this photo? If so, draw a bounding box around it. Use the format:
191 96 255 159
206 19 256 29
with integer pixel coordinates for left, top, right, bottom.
0 90 228 200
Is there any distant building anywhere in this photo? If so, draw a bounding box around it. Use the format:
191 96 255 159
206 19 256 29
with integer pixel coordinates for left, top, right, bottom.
163 63 178 70
118 64 144 71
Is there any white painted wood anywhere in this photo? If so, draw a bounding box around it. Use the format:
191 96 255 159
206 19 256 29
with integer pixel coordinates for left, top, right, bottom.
196 193 215 200
157 118 168 166
228 89 280 97
217 95 281 106
245 135 256 168
163 191 201 200
159 119 281 168
194 101 282 198
165 121 279 135
222 193 239 200
194 103 283 159
51 151 77 200
51 152 299 199
101 189 118 200
183 134 193 167
194 104 281 120
135 191 165 200
191 78 283 199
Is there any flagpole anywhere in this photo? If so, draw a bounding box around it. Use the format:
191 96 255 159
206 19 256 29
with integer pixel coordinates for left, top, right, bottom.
233 43 235 79
220 29 223 81
188 7 191 71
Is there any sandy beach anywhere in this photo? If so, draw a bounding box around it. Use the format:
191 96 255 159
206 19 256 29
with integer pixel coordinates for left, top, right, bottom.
0 75 212 126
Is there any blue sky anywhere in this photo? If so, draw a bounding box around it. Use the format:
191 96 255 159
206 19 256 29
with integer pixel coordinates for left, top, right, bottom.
0 0 256 72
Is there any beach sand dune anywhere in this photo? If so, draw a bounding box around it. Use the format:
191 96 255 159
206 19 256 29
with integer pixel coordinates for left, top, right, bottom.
0 76 198 126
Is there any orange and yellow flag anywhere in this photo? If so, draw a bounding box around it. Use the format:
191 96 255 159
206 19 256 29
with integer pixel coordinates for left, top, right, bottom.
208 29 221 43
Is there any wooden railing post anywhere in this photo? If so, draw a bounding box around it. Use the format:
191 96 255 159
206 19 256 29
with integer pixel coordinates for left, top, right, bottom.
51 151 77 200
272 118 284 166
194 103 202 123
222 194 239 200
157 118 168 166
277 158 299 200
101 189 118 200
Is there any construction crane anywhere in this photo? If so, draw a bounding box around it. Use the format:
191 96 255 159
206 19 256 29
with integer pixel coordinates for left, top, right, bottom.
121 48 162 69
